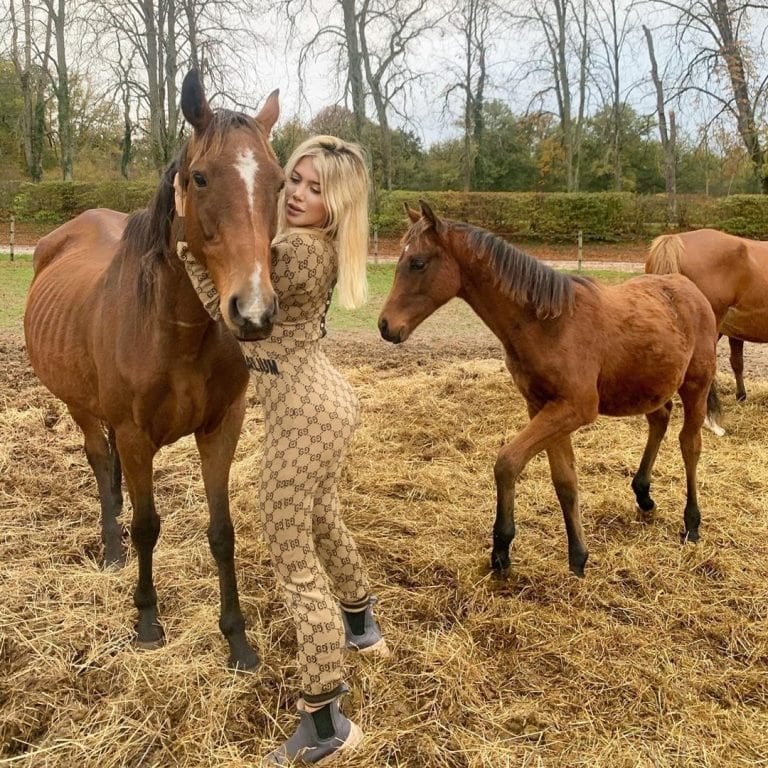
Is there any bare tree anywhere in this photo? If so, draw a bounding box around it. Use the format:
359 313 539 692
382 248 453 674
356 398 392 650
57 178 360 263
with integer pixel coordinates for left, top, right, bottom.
358 0 437 189
9 0 51 181
440 0 494 191
644 24 677 224
592 0 637 191
654 0 768 192
511 0 591 191
40 0 74 180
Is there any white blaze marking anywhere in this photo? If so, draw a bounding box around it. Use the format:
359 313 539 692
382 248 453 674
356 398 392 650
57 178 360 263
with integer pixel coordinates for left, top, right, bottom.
233 149 270 324
235 149 259 218
237 261 269 323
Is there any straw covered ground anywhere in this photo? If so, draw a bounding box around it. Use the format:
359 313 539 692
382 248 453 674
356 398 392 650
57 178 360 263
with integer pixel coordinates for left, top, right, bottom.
1 325 767 767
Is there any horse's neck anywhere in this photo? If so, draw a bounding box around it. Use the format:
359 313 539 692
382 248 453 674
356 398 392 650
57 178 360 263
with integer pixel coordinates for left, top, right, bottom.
455 242 525 344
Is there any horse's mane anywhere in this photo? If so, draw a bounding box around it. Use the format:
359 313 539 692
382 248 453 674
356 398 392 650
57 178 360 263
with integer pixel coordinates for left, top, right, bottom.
124 109 256 310
456 222 593 319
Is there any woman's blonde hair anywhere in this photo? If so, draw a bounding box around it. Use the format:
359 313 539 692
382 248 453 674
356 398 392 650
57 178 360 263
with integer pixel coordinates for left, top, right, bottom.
277 135 369 309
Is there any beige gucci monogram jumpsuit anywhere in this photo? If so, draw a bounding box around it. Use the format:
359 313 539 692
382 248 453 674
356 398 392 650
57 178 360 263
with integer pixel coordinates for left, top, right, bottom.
239 230 371 700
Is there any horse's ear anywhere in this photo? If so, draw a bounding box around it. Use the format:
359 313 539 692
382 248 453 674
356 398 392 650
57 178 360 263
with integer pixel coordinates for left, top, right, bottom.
404 203 420 223
419 199 441 230
181 69 213 134
256 89 280 134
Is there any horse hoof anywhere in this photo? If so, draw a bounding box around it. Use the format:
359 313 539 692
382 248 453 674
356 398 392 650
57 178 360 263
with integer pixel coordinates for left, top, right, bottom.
681 529 700 544
103 552 126 569
229 652 260 672
636 502 656 520
134 637 165 651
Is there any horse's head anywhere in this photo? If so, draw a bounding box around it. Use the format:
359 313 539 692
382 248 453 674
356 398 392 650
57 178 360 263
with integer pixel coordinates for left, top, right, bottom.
378 200 461 343
176 69 283 341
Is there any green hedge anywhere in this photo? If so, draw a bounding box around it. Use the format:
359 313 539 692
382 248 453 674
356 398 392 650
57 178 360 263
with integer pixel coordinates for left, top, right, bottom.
4 181 768 241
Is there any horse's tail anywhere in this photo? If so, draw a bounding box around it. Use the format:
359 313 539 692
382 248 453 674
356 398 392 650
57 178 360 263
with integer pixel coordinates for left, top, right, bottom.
646 234 683 274
703 379 725 437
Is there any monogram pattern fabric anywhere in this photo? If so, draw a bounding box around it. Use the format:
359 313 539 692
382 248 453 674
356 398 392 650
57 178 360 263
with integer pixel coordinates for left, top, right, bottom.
180 231 370 696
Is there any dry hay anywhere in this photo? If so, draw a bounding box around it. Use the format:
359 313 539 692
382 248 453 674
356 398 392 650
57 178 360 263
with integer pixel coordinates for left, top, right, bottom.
1 329 767 768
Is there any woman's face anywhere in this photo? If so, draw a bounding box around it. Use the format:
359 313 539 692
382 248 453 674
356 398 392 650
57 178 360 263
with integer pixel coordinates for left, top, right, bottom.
284 156 328 228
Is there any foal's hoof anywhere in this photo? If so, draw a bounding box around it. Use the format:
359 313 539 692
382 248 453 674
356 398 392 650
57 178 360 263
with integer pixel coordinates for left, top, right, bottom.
134 636 165 651
681 529 700 544
228 644 260 672
103 550 126 569
490 550 510 576
636 502 656 521
134 621 165 650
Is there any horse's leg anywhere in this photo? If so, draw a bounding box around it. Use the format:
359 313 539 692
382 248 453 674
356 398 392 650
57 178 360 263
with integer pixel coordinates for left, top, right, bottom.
546 435 588 577
195 397 259 671
729 337 746 401
68 407 125 567
493 400 591 574
677 385 707 543
631 401 673 517
114 427 164 648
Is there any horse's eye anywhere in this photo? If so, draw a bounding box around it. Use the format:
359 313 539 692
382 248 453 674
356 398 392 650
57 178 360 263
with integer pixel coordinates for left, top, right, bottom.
277 181 285 194
192 171 207 188
409 257 426 272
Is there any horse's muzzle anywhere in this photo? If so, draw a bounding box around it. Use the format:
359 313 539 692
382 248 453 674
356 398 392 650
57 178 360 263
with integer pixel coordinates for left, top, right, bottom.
229 294 277 341
378 316 404 344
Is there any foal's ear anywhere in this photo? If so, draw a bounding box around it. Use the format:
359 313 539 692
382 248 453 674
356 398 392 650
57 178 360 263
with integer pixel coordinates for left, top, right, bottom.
419 199 441 231
256 89 280 134
404 203 420 223
181 69 214 134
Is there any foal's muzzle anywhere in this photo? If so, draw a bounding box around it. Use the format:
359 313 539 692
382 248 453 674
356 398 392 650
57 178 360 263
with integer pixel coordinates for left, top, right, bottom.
378 316 403 344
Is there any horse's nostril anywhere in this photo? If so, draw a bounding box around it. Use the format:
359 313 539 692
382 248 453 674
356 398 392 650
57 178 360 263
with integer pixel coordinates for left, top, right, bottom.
379 317 388 336
228 296 245 327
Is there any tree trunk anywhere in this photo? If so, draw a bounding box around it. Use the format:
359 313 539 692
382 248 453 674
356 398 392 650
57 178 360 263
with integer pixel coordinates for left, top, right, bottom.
711 0 766 192
48 0 73 180
643 25 676 225
341 0 366 140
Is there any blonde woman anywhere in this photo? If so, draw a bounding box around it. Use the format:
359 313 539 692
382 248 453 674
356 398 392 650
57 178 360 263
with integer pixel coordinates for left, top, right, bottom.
181 135 386 765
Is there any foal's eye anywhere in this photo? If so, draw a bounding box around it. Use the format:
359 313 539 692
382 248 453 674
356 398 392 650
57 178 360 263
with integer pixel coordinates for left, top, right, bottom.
192 171 207 188
409 257 427 272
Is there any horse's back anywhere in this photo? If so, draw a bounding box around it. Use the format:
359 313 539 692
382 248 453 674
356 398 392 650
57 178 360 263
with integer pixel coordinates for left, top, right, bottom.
25 209 128 413
32 209 126 275
595 274 716 415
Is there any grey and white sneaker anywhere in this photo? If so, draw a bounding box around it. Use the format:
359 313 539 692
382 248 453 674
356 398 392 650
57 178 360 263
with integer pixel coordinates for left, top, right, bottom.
263 689 363 766
341 595 390 658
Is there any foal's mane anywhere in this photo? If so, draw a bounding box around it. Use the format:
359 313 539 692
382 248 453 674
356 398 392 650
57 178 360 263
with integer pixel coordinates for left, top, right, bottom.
123 109 259 310
454 221 593 319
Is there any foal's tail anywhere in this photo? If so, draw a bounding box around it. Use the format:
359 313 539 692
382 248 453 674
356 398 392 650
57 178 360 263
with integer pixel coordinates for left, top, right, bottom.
646 234 683 274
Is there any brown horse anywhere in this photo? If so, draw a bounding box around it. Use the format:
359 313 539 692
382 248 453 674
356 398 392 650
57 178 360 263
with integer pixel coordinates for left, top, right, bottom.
379 202 718 577
647 228 768 433
24 70 283 669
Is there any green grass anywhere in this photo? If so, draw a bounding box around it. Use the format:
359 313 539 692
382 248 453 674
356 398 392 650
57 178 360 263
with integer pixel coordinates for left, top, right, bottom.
0 254 33 331
0 255 636 337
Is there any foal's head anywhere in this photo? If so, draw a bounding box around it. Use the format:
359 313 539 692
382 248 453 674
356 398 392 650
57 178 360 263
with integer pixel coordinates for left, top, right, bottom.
378 201 461 343
176 69 283 340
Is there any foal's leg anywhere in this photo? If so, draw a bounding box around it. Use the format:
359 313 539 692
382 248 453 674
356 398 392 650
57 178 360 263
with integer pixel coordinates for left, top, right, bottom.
195 397 259 671
631 401 673 516
678 385 707 543
546 435 588 577
115 427 164 648
68 407 125 567
493 400 591 573
729 337 746 401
